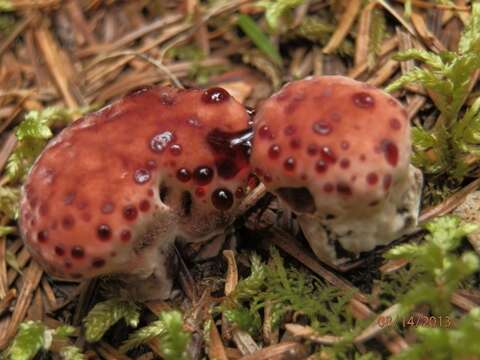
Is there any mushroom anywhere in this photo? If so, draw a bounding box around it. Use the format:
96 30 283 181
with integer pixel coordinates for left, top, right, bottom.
20 86 252 299
250 76 423 266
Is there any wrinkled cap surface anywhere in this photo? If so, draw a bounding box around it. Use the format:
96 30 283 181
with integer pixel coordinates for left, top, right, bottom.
20 86 251 280
251 76 411 215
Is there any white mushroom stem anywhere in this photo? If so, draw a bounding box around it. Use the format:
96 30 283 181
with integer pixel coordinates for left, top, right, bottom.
297 165 423 266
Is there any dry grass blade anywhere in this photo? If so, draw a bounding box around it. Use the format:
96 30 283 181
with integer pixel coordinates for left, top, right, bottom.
34 25 79 108
207 315 229 360
323 0 362 54
377 0 416 36
286 324 342 345
0 289 16 317
355 2 375 66
0 14 35 56
223 250 238 297
410 11 448 52
237 341 308 360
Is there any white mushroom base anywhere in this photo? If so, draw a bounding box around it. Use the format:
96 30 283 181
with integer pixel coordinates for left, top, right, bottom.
298 165 423 267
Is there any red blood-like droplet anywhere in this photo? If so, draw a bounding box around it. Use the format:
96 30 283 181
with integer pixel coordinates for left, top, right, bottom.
55 246 65 256
38 230 48 243
381 140 399 166
258 125 273 140
169 144 182 156
202 87 230 104
150 131 174 153
97 224 112 241
269 144 281 159
353 92 375 108
193 166 214 185
176 168 191 182
134 169 151 184
284 157 296 171
316 160 328 173
211 188 234 211
71 246 85 259
321 146 337 164
390 118 401 130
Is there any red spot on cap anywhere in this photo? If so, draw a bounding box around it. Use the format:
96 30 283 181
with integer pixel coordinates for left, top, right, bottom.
284 157 296 171
269 144 281 159
97 224 112 241
367 172 379 185
120 230 131 242
390 118 401 130
340 159 350 169
353 92 375 108
146 159 157 170
259 125 273 140
38 230 48 243
321 146 337 164
139 200 150 212
54 246 65 256
324 183 334 193
62 215 75 230
92 258 106 268
307 144 318 156
316 160 328 173
381 140 399 167
337 182 352 196
195 187 206 197
123 205 138 221
71 246 85 259
290 138 301 149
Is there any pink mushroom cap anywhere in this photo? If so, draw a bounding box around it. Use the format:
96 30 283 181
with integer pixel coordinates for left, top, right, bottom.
251 76 411 215
20 86 251 282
